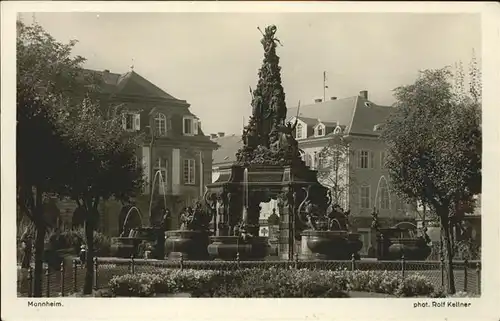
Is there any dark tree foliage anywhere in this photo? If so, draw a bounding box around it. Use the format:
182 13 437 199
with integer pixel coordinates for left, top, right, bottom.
17 20 144 296
17 20 96 297
381 65 481 294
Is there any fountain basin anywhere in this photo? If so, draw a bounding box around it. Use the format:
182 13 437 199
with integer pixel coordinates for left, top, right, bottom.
110 227 166 259
165 230 210 260
300 230 362 260
207 236 269 261
383 237 431 261
110 237 143 258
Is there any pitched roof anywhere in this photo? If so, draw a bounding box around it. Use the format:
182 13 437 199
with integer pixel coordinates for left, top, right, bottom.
212 134 242 165
287 95 393 137
83 69 183 102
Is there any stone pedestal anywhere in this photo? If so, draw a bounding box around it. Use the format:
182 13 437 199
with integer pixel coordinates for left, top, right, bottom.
207 236 269 261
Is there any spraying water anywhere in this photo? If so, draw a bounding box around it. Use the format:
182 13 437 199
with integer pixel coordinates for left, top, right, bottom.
149 169 168 221
242 168 249 224
122 206 143 236
374 175 392 210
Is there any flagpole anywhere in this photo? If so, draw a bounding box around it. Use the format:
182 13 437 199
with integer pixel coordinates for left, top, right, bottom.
323 71 330 101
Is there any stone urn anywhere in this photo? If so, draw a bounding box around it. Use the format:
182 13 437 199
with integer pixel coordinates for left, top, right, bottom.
300 230 362 260
385 237 432 261
164 230 210 260
207 236 269 261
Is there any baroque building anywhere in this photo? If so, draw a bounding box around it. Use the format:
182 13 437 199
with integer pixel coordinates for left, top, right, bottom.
58 68 217 235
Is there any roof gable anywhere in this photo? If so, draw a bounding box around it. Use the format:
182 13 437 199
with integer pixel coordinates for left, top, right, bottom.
212 134 243 165
83 69 182 101
115 71 178 99
348 97 393 136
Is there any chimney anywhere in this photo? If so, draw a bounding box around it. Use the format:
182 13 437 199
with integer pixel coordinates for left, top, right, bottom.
330 97 337 100
359 90 368 99
218 132 225 138
210 134 218 139
314 98 323 103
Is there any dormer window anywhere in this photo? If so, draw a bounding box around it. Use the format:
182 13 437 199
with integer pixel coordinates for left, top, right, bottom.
296 123 303 139
315 124 325 137
333 126 342 135
122 112 140 132
183 116 199 136
154 113 167 136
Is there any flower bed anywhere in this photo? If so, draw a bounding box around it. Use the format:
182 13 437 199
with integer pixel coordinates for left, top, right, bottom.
108 268 436 298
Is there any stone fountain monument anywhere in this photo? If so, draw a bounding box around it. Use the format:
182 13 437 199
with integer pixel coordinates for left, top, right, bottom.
110 171 170 259
204 25 361 261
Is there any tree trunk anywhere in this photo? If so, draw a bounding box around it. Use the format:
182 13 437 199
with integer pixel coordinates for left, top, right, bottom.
441 214 456 294
33 224 45 297
32 186 45 297
83 199 96 295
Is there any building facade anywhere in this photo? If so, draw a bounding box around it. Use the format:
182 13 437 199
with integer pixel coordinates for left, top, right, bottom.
212 90 413 255
58 68 217 235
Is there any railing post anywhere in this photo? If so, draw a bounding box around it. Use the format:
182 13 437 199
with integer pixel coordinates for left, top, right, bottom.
351 254 356 271
27 267 33 298
401 254 406 279
463 259 468 293
93 257 98 291
476 262 481 294
73 259 78 293
236 252 240 269
45 267 50 297
294 253 299 269
130 255 135 274
60 262 65 297
379 234 385 259
179 253 184 271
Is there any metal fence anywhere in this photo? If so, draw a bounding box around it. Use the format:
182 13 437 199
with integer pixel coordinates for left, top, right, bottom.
18 255 481 297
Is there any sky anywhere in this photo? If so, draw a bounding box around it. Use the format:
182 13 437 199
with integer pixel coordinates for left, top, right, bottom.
19 12 481 136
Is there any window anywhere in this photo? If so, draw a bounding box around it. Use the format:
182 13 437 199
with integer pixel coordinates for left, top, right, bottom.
122 113 140 131
360 186 371 209
154 113 167 136
379 183 390 210
315 124 325 137
334 126 342 135
183 117 199 136
154 158 168 194
380 151 387 169
183 159 196 185
296 123 303 139
357 150 374 169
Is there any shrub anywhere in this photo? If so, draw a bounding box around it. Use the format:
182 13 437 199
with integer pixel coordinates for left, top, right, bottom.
395 274 435 297
59 228 111 257
107 268 435 298
109 273 157 297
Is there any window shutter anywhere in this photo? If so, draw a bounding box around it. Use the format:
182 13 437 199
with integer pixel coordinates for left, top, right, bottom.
356 150 360 168
122 113 127 130
134 113 141 131
370 151 375 169
193 120 199 135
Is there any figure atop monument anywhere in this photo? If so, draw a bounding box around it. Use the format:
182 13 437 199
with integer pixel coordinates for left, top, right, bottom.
236 25 303 168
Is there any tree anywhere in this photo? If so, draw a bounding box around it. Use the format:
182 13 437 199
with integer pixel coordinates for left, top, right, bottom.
16 20 94 297
381 62 481 294
317 134 353 207
57 97 144 294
